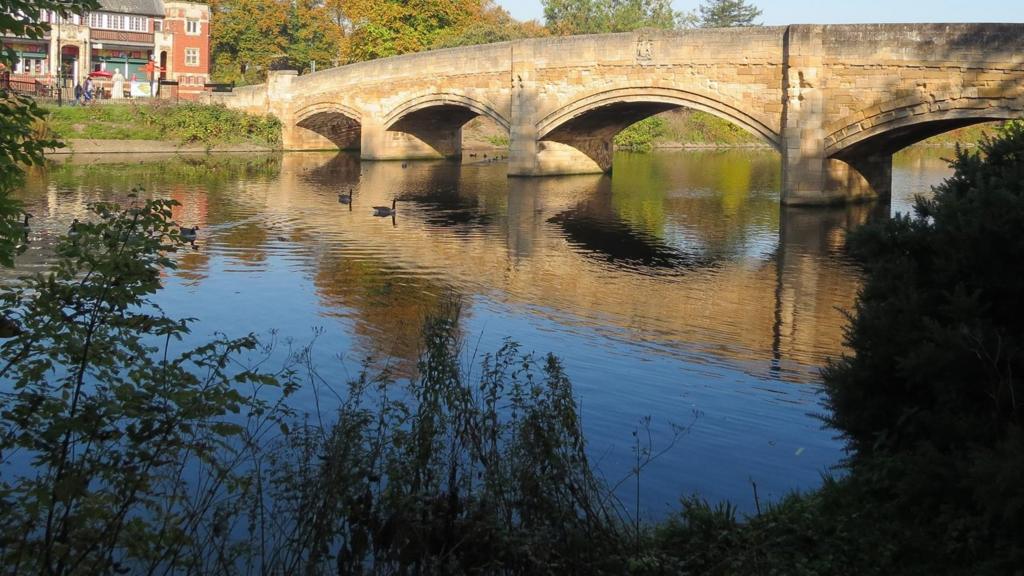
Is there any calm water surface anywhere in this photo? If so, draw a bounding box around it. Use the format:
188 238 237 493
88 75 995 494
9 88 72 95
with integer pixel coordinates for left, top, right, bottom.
8 148 952 517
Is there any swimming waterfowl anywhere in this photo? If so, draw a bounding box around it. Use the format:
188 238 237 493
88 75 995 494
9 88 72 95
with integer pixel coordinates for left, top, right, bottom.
372 199 397 217
179 226 199 241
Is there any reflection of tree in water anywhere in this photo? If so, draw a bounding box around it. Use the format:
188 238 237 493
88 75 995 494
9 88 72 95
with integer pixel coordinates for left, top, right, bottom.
404 185 494 229
548 204 710 272
314 255 464 376
175 249 210 283
611 150 781 261
43 154 282 195
360 159 503 232
218 223 269 267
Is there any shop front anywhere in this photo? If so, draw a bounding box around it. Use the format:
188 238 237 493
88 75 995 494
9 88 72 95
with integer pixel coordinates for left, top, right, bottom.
7 40 50 78
91 44 153 80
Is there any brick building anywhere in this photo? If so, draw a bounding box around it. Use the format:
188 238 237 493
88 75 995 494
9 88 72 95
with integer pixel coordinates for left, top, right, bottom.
1 0 210 100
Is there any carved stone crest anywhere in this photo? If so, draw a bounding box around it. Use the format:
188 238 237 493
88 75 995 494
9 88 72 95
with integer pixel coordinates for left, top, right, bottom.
636 37 653 63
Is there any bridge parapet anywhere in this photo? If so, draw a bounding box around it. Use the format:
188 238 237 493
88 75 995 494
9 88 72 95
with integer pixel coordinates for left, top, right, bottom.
211 24 1024 206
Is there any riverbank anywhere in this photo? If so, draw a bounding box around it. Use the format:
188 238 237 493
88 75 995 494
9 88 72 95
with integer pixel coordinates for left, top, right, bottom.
41 102 281 149
48 139 274 156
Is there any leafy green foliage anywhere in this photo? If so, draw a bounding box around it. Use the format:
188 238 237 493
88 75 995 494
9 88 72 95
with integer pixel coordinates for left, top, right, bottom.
486 134 510 148
43 102 281 147
698 0 762 28
431 5 548 49
0 196 299 573
209 0 290 84
826 123 1024 458
252 298 637 573
542 0 685 35
817 122 1024 573
284 0 343 73
614 116 666 152
659 109 763 146
0 0 97 56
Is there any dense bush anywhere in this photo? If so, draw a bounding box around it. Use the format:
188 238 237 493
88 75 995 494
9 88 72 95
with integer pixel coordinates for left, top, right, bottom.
44 102 282 147
147 102 282 146
614 116 666 152
820 121 1024 573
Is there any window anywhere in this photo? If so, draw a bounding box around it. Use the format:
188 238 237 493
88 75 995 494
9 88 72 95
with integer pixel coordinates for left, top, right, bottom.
153 19 162 32
186 19 199 35
88 12 101 27
109 14 123 29
128 16 146 32
16 57 47 76
185 48 199 67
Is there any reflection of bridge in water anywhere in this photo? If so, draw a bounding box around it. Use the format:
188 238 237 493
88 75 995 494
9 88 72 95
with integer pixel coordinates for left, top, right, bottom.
9 151 889 380
263 153 879 380
209 25 1024 205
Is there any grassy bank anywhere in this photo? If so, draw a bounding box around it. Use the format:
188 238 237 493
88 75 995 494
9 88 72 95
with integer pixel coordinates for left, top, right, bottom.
42 102 281 148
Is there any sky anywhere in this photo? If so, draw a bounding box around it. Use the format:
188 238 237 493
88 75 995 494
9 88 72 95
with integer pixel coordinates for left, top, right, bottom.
496 0 1024 25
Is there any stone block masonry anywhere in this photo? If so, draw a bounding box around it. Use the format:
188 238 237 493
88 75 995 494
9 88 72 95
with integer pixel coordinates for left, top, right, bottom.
206 24 1024 205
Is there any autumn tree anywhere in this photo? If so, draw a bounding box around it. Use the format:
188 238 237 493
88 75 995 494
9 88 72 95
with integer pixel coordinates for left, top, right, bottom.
431 1 547 49
542 0 683 35
341 0 486 61
209 0 288 84
697 0 762 28
286 0 344 72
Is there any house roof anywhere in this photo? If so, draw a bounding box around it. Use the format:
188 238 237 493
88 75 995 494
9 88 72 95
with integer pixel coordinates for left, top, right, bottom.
96 0 166 17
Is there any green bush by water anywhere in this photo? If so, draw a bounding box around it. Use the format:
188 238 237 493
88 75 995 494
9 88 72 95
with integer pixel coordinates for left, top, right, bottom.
43 102 281 147
614 116 667 152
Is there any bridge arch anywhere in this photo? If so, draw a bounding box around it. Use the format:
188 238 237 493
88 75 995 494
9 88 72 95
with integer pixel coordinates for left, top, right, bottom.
384 92 510 133
294 102 363 150
825 92 1024 158
381 93 510 159
536 87 781 172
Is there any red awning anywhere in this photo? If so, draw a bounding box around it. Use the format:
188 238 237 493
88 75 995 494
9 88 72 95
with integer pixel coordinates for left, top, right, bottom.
89 70 113 78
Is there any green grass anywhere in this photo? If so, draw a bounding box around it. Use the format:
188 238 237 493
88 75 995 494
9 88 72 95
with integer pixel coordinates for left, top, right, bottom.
42 102 282 147
656 110 765 147
486 134 510 148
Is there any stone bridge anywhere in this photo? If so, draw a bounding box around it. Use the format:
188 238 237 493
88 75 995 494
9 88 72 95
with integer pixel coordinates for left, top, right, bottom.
208 24 1024 205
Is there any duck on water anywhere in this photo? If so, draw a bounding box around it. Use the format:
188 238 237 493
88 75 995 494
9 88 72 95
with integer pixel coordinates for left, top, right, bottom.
373 199 396 217
178 226 199 243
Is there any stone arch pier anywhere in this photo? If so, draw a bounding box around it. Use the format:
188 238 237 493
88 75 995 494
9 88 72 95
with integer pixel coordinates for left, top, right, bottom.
209 24 1024 205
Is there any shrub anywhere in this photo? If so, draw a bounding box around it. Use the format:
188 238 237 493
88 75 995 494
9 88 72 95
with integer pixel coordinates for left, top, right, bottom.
614 116 666 152
0 196 299 573
822 121 1024 573
44 102 282 147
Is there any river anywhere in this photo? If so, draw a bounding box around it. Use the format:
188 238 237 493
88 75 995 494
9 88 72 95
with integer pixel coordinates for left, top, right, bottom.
8 147 954 518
